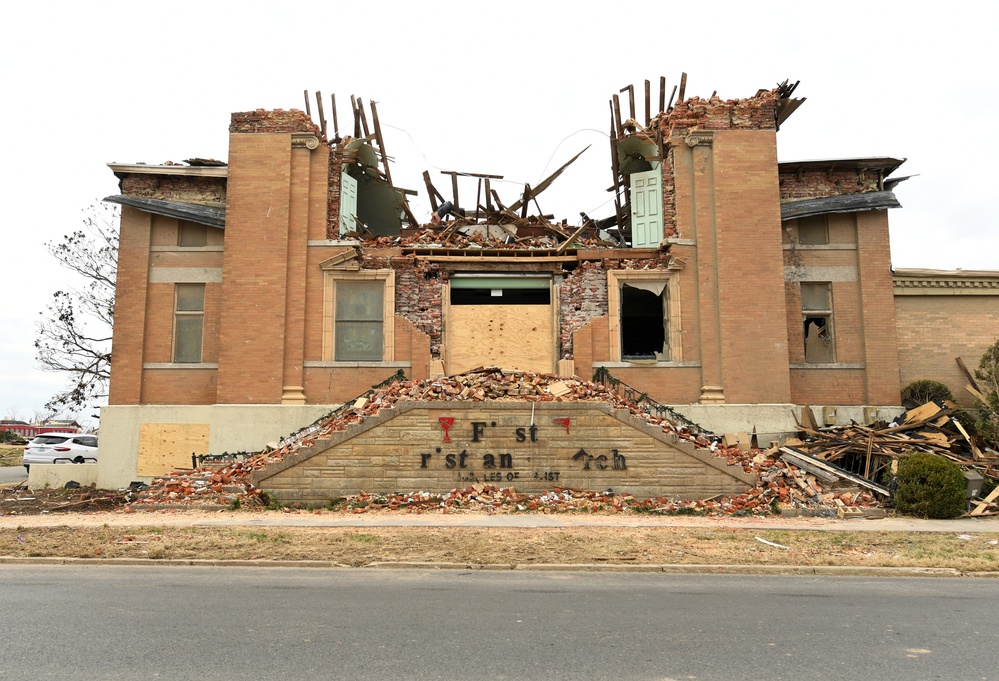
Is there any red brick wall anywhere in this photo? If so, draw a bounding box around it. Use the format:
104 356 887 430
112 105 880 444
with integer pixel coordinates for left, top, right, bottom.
120 174 226 204
216 132 293 403
779 168 881 200
895 294 999 407
108 207 151 405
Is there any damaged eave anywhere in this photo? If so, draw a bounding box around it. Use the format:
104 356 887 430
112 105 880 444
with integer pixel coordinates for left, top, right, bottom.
780 191 901 221
107 163 228 179
103 195 226 229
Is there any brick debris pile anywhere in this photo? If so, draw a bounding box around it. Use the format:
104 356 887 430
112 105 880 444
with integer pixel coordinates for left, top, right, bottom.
129 368 887 516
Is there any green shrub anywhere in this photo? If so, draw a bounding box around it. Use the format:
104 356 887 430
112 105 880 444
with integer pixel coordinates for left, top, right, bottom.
975 339 999 447
893 453 967 519
901 379 955 407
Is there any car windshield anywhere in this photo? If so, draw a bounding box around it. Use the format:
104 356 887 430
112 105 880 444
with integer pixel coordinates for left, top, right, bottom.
32 436 70 445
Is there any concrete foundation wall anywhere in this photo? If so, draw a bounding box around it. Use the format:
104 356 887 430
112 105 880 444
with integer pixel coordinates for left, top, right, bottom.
670 403 903 444
29 463 98 490
97 404 337 488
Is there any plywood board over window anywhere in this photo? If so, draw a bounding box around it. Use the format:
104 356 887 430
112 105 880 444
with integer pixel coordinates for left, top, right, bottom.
137 423 209 476
446 275 555 374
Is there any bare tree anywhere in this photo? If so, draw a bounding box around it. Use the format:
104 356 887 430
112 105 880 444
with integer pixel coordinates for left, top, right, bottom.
34 203 118 413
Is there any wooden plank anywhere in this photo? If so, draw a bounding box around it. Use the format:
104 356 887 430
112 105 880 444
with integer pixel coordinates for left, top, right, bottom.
904 401 944 424
659 76 666 113
779 452 838 482
967 384 988 402
970 484 999 516
613 93 623 136
330 93 339 137
780 446 891 496
620 84 635 121
303 89 311 116
644 79 651 126
952 418 984 459
369 100 392 186
508 146 590 213
667 84 677 110
350 95 361 138
801 405 819 430
315 90 327 137
357 97 370 138
957 357 982 392
422 171 443 211
677 72 687 103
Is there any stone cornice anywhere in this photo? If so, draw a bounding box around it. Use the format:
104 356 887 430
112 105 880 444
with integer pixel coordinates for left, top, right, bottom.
893 269 999 296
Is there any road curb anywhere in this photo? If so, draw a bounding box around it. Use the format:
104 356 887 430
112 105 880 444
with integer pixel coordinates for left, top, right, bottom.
0 555 975 577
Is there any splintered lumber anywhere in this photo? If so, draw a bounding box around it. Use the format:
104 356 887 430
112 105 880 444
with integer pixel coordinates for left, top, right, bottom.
971 485 999 517
507 146 590 213
957 357 982 392
778 451 837 482
781 447 890 496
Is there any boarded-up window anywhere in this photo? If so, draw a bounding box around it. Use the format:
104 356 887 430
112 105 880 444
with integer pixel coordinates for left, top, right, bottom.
801 282 833 363
335 280 384 361
797 216 828 245
178 221 208 247
173 284 205 363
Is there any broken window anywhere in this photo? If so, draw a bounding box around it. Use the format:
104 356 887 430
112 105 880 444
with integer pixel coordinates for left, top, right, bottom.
801 282 834 363
335 280 385 361
620 281 668 360
173 284 205 363
797 216 828 245
178 221 208 247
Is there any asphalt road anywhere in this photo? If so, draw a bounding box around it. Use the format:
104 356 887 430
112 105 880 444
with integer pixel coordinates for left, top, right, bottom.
0 466 26 484
0 567 995 680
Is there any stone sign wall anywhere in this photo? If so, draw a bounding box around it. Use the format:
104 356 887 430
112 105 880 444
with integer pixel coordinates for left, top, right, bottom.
252 401 757 505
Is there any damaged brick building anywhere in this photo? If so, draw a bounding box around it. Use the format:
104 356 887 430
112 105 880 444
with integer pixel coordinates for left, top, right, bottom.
95 77 999 488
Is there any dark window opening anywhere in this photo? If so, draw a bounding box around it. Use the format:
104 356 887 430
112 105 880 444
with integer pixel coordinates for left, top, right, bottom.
621 286 666 360
450 288 551 306
801 282 834 363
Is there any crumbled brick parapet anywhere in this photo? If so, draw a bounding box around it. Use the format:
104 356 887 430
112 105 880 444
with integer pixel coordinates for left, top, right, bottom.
779 168 882 200
229 108 323 135
120 174 226 205
659 89 781 140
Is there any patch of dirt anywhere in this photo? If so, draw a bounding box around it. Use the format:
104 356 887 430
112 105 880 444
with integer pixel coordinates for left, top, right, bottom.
0 484 130 516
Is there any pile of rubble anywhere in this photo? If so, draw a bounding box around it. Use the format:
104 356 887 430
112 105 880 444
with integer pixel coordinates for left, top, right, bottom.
129 368 890 517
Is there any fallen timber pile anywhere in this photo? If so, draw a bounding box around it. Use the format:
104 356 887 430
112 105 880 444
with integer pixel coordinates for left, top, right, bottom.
128 370 992 518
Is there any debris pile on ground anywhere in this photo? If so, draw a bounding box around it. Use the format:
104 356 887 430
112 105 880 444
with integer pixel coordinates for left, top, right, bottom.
0 483 129 516
128 367 888 518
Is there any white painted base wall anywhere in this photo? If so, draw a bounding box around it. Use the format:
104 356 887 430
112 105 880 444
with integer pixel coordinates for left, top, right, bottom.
97 404 338 489
29 463 98 489
95 402 903 490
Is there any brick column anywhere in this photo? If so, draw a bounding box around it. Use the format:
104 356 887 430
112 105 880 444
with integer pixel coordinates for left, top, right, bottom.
108 206 151 405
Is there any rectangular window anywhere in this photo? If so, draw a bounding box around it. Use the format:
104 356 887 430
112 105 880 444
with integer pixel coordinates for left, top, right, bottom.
801 282 833 362
797 216 828 245
178 221 208 247
607 271 681 363
173 283 205 363
334 280 384 361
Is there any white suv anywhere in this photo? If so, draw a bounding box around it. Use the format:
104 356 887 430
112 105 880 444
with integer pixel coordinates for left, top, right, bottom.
22 434 98 471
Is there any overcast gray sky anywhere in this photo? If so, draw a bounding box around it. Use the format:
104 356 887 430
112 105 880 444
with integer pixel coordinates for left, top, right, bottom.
1 0 996 424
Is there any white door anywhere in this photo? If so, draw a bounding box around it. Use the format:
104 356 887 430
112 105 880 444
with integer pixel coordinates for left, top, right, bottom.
630 168 663 248
339 172 358 236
